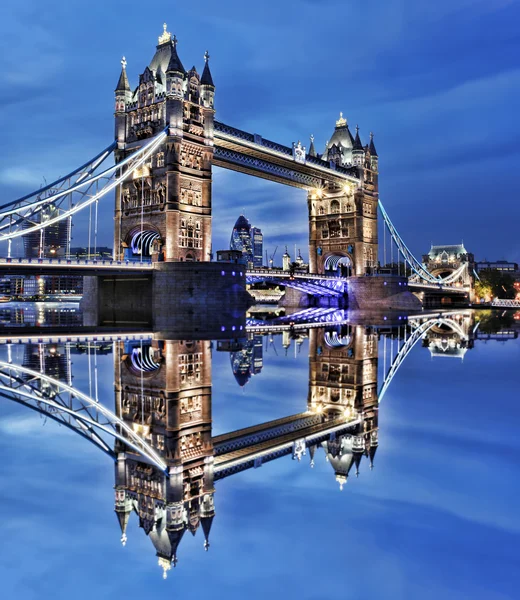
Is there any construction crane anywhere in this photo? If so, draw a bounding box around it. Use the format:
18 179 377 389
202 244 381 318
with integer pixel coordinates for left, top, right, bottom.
269 246 278 269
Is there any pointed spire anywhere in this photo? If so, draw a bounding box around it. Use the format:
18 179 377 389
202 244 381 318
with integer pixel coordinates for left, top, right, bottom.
369 445 377 469
115 56 131 92
115 509 131 545
353 125 363 151
369 132 378 157
201 50 215 87
308 134 316 157
166 36 185 74
354 451 363 477
308 444 316 468
201 514 214 550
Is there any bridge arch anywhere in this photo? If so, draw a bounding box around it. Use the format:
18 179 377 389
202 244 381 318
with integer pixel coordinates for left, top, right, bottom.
125 226 162 261
323 253 352 277
124 343 163 376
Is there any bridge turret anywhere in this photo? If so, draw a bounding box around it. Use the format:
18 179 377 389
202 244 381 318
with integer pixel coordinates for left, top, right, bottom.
200 51 215 108
368 132 378 180
114 57 132 144
165 34 186 136
352 125 364 168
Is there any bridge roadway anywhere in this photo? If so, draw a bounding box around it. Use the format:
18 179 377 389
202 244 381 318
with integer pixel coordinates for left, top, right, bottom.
0 259 468 295
0 257 153 276
247 267 347 297
213 411 361 480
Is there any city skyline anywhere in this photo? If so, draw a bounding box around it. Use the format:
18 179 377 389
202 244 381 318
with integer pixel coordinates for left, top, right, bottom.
0 2 518 263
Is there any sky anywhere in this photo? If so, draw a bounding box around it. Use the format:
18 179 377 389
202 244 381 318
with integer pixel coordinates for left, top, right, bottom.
0 0 519 264
0 324 519 599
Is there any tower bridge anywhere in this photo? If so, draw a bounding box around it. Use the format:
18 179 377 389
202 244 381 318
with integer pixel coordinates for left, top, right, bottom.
0 23 473 309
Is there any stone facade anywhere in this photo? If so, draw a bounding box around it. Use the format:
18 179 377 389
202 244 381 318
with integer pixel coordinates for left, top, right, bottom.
114 26 215 263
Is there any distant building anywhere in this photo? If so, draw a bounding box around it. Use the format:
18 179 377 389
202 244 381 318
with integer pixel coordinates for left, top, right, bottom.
23 204 70 259
476 260 518 272
422 244 474 287
230 336 263 387
282 247 291 271
69 246 113 260
216 250 245 264
251 227 263 268
230 215 263 268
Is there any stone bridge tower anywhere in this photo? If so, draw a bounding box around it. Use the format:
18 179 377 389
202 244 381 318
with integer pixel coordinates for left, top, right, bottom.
308 115 379 276
307 324 379 485
114 24 215 263
113 337 214 577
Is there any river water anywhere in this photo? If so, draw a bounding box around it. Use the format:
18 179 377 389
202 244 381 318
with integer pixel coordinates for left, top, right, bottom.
0 305 518 599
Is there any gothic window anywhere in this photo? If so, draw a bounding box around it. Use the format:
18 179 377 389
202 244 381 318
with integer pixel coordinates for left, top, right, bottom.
346 202 354 213
156 152 164 168
341 224 349 238
330 200 340 214
321 225 329 239
328 364 341 382
318 206 325 216
329 220 341 239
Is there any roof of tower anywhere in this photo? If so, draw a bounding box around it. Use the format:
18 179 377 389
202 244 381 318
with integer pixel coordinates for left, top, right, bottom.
428 244 468 259
148 25 185 75
369 132 378 157
201 51 215 86
323 113 355 164
115 57 131 92
353 125 363 151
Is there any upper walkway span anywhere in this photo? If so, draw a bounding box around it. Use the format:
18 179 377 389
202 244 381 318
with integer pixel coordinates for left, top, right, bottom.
213 121 359 190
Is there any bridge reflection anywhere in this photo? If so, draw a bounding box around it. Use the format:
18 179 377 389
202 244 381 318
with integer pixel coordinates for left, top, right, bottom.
0 308 516 577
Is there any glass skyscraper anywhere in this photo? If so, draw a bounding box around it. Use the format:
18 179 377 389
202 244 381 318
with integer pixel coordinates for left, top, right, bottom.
230 215 263 268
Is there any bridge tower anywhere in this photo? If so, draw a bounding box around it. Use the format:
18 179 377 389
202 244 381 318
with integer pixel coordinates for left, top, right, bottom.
114 337 214 576
307 324 379 484
308 116 379 276
114 24 215 263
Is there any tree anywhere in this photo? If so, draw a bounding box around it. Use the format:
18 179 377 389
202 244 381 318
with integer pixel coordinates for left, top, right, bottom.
474 280 493 302
477 269 516 299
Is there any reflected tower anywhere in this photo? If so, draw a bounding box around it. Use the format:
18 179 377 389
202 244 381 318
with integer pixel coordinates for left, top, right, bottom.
308 324 378 487
113 338 214 577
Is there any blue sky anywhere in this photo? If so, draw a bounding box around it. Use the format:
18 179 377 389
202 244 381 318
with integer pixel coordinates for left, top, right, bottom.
0 0 519 263
0 331 519 599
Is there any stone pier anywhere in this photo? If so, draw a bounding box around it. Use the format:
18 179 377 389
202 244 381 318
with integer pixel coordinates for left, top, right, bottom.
81 262 252 335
